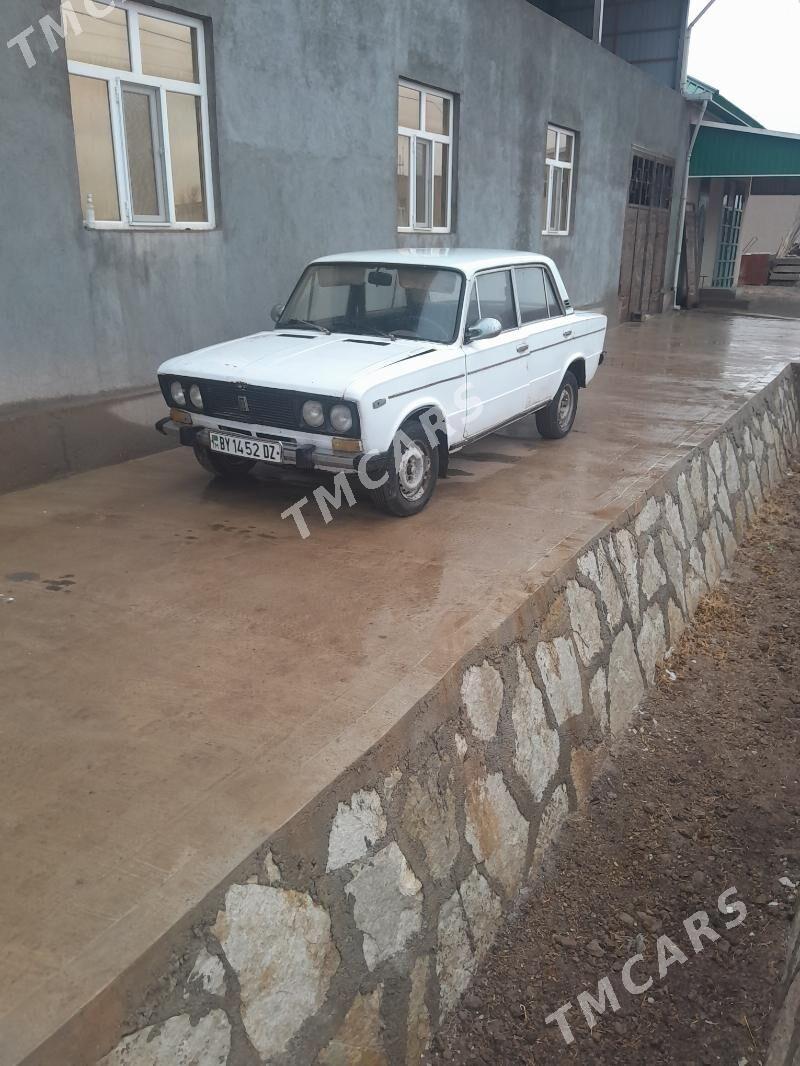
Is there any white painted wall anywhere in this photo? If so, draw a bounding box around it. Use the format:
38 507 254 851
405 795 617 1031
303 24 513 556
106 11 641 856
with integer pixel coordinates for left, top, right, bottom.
740 195 800 255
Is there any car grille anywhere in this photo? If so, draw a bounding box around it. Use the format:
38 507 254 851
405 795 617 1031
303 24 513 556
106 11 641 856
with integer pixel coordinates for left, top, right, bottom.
200 381 299 429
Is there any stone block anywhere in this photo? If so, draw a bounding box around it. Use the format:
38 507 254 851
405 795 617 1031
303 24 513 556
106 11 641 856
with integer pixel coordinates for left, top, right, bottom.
328 790 387 871
213 885 339 1060
346 844 423 971
318 988 388 1066
636 605 666 684
607 626 644 733
535 637 583 725
99 1011 231 1066
512 648 559 802
566 581 603 664
464 771 528 896
461 662 503 741
402 767 459 882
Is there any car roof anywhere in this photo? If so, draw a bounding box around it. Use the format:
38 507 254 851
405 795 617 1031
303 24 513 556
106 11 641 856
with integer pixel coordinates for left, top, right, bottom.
311 248 555 274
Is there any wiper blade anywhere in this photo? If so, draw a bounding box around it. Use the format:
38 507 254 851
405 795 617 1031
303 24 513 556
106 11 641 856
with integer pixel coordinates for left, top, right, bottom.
345 326 396 340
281 318 331 335
390 329 421 340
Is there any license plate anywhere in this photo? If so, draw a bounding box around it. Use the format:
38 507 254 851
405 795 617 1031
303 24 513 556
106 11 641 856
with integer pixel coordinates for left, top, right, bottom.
209 432 283 464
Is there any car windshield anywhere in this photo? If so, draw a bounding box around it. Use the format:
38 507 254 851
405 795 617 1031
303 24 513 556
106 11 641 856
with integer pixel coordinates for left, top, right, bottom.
277 263 465 344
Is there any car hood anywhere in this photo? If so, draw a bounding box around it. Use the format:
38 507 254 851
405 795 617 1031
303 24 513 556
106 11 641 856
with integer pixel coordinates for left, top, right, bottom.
158 330 434 397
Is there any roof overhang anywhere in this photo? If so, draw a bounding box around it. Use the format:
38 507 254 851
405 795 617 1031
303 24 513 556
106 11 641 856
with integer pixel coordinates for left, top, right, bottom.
690 122 800 179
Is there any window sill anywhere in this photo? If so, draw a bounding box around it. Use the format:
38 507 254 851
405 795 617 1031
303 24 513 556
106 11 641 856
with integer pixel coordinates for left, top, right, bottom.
83 221 216 233
542 230 571 237
397 227 452 235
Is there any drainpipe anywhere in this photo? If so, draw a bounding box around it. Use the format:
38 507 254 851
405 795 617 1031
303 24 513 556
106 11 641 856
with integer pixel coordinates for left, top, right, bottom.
672 95 709 309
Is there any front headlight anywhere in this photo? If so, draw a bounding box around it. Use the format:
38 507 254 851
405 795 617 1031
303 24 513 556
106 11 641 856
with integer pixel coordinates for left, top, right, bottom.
170 381 186 406
302 400 325 428
189 383 203 410
330 404 353 433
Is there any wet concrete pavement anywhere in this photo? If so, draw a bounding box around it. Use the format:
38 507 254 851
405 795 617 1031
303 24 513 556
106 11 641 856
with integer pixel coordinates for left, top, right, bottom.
0 310 797 1063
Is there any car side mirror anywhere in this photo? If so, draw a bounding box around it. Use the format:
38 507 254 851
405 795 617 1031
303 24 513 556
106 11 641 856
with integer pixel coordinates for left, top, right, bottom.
270 302 285 324
465 317 502 343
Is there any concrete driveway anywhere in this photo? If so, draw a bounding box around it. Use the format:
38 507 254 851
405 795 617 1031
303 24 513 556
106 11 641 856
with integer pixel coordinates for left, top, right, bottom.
0 310 797 1064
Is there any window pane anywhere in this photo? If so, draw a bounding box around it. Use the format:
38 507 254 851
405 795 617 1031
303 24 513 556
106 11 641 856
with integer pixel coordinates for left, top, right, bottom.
476 271 516 331
139 15 198 83
516 267 548 323
398 85 420 130
546 127 557 160
549 167 563 231
68 74 120 221
433 142 449 228
397 135 410 227
544 271 562 316
123 88 162 218
559 169 571 232
64 3 130 70
425 93 450 136
558 131 573 163
415 139 431 228
167 92 207 221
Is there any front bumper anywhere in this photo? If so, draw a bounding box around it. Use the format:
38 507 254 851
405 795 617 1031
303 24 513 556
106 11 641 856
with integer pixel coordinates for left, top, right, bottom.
155 417 364 473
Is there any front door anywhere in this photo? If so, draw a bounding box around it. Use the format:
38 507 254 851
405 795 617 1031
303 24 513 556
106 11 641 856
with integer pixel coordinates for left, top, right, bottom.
463 268 529 439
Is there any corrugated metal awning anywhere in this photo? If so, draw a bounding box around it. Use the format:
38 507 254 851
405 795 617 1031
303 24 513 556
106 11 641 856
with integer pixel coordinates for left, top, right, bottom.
690 122 800 178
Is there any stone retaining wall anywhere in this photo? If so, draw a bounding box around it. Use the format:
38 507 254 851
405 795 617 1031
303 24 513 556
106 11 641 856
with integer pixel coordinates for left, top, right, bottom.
766 899 800 1066
34 367 799 1066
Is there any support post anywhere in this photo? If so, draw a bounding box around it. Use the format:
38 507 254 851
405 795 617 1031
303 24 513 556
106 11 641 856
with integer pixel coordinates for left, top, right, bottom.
592 0 604 43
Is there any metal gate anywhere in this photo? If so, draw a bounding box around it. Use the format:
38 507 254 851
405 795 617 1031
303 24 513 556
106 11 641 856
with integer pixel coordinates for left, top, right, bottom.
618 151 675 319
712 188 745 288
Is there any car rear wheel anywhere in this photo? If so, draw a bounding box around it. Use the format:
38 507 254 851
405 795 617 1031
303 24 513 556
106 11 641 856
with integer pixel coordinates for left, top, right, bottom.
536 371 579 440
368 419 439 516
193 440 255 480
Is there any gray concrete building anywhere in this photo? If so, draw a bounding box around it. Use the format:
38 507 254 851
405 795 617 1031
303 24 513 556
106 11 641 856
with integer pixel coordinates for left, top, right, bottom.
0 0 695 490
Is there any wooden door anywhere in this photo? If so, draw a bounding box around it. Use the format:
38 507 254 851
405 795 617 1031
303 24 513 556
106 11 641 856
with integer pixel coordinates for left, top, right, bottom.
618 153 675 319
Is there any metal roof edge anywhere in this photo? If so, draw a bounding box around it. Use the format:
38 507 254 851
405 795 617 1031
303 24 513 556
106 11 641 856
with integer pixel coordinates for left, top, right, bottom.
700 121 800 142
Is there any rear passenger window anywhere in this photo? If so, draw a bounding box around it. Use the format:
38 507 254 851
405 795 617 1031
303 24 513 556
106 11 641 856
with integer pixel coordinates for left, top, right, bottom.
476 270 517 331
515 266 549 323
544 271 563 316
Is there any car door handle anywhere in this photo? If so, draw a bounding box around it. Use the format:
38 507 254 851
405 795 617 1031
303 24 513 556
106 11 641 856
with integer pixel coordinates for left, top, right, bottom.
516 343 529 354
563 329 573 339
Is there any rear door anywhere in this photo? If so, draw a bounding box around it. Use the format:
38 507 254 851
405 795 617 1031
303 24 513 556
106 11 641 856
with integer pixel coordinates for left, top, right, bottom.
515 265 574 406
463 268 530 438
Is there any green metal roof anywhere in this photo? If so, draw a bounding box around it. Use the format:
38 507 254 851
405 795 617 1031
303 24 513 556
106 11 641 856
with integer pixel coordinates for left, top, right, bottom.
690 123 800 178
685 75 763 129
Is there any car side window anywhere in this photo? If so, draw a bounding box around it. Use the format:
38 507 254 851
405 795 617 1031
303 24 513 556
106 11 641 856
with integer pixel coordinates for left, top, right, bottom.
544 270 564 317
476 270 517 331
515 266 549 324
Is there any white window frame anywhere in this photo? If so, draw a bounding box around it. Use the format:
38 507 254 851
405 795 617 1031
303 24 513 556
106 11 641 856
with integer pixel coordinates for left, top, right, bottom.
543 124 575 237
397 79 454 234
66 0 215 231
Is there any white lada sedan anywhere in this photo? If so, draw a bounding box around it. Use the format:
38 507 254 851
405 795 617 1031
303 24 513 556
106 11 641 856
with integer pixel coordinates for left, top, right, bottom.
156 249 607 516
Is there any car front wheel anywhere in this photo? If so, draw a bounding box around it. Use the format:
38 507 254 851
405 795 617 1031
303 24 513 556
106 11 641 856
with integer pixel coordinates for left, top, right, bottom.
193 440 255 480
367 418 439 516
536 371 579 440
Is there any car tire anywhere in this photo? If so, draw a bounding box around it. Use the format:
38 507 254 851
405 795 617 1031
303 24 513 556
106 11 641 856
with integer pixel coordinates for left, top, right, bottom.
536 371 579 440
368 418 439 517
193 440 255 480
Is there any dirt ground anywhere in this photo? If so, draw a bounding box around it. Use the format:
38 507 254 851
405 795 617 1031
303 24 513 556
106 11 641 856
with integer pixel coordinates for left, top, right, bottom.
430 466 800 1066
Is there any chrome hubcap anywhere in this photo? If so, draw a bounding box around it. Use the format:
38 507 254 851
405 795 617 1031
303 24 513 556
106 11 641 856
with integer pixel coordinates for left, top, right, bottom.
557 386 574 430
398 442 430 501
